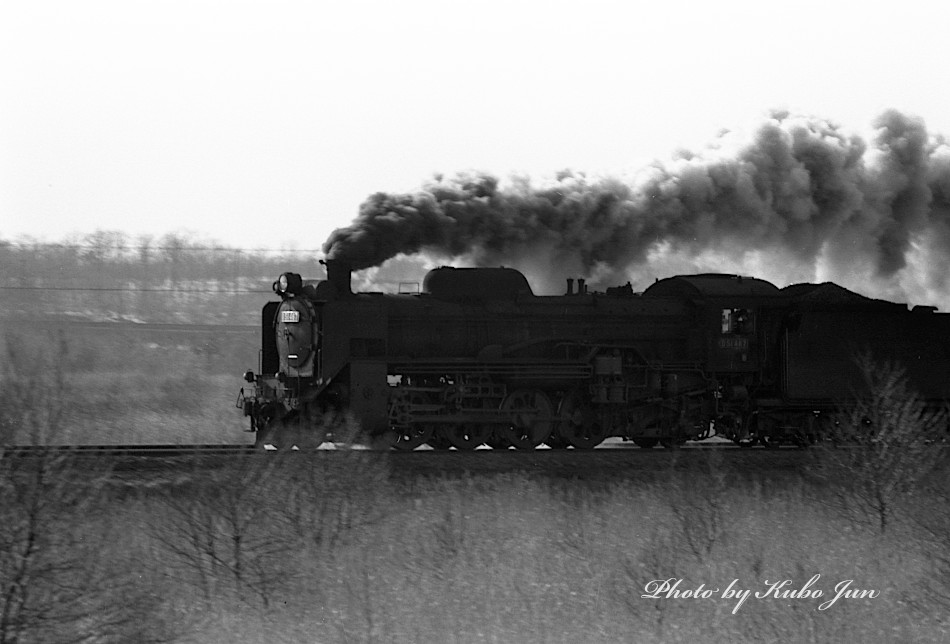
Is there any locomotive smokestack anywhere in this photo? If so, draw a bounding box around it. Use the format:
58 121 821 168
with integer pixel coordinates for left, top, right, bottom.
566 278 574 296
322 259 353 297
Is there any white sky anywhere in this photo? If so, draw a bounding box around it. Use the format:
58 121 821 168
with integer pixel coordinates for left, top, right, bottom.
1 0 948 252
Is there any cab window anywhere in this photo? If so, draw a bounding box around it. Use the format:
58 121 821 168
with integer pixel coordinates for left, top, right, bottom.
721 308 753 334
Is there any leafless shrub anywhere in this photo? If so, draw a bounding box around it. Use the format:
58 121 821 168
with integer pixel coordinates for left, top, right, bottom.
809 353 947 534
337 557 387 644
280 439 394 552
608 531 681 638
0 333 70 447
2 455 97 643
149 453 298 608
0 336 173 643
900 463 950 615
669 448 731 562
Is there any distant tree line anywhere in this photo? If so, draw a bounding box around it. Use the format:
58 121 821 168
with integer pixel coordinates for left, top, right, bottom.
0 231 326 324
0 231 325 287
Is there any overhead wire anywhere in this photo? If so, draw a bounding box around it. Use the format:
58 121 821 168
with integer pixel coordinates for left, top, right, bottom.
0 242 324 253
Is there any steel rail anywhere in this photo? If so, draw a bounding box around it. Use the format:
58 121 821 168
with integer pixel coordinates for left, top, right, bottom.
0 440 792 458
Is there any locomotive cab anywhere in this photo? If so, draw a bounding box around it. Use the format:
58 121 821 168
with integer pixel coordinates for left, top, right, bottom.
713 306 755 370
644 273 782 374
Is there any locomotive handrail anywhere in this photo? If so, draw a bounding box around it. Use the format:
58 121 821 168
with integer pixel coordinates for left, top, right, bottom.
389 359 592 372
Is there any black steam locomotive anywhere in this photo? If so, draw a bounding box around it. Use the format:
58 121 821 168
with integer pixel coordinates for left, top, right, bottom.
238 260 950 449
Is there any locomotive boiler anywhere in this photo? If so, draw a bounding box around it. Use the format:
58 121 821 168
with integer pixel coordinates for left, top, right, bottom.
238 260 950 449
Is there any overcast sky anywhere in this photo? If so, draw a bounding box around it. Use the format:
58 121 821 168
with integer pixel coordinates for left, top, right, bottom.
1 0 948 252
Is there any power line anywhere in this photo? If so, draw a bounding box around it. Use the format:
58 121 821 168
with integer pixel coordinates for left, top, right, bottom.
0 320 258 332
0 242 325 253
0 286 272 293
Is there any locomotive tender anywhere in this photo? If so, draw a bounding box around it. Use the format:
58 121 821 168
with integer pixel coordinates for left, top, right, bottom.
239 260 950 449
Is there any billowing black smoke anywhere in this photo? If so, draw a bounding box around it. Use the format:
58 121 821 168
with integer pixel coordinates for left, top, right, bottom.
323 109 950 303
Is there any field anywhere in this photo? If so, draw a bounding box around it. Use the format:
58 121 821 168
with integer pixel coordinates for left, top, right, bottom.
2 450 949 644
0 326 255 446
2 322 949 642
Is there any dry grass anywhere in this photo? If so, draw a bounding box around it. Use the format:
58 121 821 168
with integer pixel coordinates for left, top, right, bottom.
88 453 950 644
1 330 252 446
60 373 248 444
3 336 949 642
2 446 948 643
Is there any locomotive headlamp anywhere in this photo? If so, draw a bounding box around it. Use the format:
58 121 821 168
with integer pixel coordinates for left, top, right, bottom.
272 272 303 296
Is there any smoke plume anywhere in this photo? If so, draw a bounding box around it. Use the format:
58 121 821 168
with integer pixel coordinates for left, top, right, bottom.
323 109 950 304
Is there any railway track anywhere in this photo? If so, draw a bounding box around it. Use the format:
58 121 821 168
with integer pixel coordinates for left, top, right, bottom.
1 444 255 458
1 437 794 458
0 440 816 481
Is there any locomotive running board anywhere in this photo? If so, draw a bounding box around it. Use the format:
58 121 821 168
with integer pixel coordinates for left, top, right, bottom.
388 360 592 380
401 410 557 425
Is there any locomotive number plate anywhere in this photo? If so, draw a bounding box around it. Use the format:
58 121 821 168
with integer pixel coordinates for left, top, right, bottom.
718 337 749 351
281 310 300 323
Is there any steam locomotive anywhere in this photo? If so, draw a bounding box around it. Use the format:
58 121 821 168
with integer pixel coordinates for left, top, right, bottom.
238 260 950 450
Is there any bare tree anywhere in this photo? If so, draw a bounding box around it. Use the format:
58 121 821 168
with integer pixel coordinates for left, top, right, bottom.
150 453 299 608
810 353 947 533
0 334 70 447
669 448 731 561
0 335 172 643
0 453 164 644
